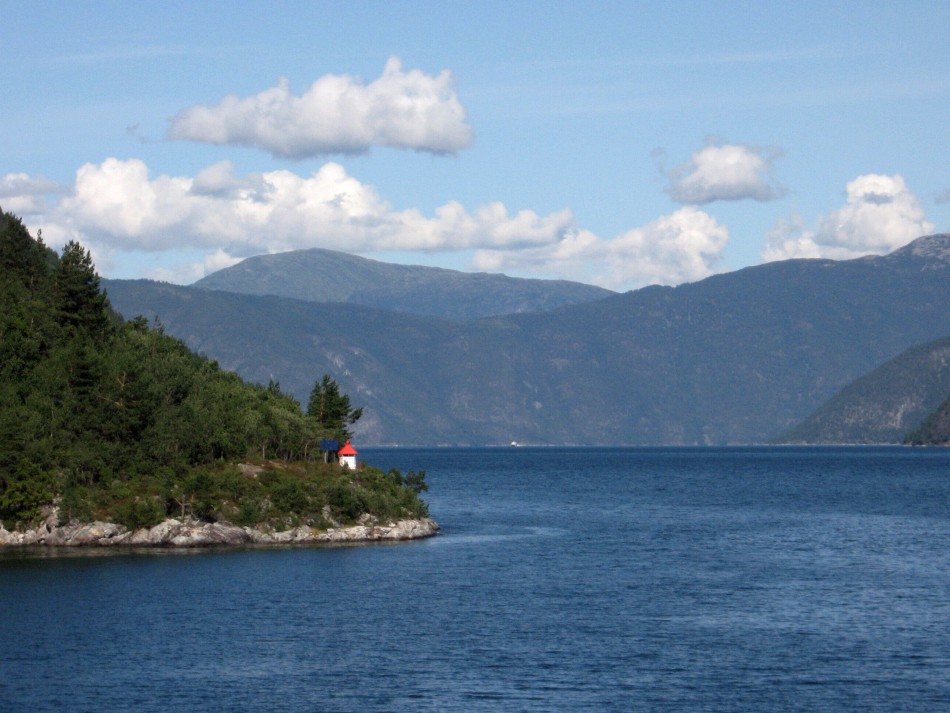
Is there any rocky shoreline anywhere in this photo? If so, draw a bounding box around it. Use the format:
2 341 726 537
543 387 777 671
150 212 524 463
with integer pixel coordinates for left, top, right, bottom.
0 514 440 548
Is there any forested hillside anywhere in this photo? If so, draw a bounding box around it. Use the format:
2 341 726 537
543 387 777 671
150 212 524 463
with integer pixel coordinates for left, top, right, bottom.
905 395 950 445
776 335 950 444
0 211 427 530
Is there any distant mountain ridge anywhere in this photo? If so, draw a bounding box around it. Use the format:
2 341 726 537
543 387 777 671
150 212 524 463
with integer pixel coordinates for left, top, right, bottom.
192 248 614 320
105 233 950 445
776 335 950 444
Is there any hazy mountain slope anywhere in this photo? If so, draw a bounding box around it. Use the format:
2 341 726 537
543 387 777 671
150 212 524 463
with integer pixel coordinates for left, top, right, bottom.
776 336 950 443
105 234 950 445
499 236 950 444
192 248 614 319
906 395 950 445
103 281 527 444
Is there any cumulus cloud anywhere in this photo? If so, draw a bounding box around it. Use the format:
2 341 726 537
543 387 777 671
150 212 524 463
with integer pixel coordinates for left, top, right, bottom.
38 158 573 280
660 141 785 204
604 208 730 286
762 174 934 261
472 207 729 290
29 158 727 288
0 172 65 215
167 57 473 157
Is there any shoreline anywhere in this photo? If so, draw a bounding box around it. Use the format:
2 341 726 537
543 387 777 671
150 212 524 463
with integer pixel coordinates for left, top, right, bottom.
0 516 439 548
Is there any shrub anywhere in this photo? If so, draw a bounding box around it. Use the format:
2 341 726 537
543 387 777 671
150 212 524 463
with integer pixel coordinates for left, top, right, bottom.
117 497 166 530
0 461 53 523
270 476 308 514
235 498 262 527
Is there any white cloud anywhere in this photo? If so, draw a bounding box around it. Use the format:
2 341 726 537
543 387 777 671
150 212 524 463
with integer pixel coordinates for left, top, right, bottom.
28 158 728 288
0 172 65 215
148 249 242 284
661 141 785 204
605 208 730 286
472 207 729 290
203 247 242 273
36 158 574 281
167 57 473 157
763 173 934 261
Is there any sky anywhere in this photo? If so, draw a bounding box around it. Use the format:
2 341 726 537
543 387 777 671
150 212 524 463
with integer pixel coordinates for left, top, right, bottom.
3 1 950 291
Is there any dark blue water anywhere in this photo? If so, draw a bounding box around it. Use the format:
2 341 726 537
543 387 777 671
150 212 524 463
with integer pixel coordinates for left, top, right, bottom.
2 447 948 712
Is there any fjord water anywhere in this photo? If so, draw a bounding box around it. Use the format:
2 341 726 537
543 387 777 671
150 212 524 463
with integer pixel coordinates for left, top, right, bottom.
2 447 948 712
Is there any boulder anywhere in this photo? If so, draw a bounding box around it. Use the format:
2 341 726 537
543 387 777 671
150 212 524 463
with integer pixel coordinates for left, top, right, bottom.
66 521 125 546
0 526 18 545
169 521 252 547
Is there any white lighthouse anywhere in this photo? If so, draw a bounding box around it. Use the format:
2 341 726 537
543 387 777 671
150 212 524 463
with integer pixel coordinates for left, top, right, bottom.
338 440 358 470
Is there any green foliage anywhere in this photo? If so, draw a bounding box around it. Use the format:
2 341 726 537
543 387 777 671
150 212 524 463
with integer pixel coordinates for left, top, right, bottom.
58 484 94 525
183 470 217 521
324 479 365 522
403 469 429 495
0 460 52 523
307 374 363 441
53 241 110 337
270 475 309 513
117 497 166 530
0 210 430 530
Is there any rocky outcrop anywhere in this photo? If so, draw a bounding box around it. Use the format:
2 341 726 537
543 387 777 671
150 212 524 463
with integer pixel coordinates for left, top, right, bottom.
0 513 439 548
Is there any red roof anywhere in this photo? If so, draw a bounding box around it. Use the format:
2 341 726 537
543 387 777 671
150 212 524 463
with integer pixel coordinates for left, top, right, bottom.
338 440 358 456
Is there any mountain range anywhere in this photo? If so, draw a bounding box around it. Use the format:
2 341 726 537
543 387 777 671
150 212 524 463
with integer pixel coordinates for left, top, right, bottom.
104 234 950 445
193 248 613 320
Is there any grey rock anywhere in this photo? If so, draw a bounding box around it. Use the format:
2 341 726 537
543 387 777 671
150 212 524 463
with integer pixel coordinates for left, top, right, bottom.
0 517 439 548
321 505 340 528
0 526 17 545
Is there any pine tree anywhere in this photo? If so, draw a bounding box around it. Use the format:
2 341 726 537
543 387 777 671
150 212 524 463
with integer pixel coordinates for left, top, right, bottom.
307 374 363 441
0 211 50 291
53 241 110 337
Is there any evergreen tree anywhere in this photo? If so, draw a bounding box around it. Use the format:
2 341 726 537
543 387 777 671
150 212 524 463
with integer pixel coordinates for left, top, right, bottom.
307 374 363 441
53 240 110 337
0 211 51 291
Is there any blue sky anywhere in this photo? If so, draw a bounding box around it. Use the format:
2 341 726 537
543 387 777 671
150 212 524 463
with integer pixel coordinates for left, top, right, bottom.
3 1 949 290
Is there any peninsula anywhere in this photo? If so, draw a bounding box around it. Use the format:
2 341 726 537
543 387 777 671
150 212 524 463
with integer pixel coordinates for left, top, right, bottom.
0 210 436 547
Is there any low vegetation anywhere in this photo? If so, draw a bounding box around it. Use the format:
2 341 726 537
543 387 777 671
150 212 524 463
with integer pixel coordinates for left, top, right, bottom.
0 209 428 530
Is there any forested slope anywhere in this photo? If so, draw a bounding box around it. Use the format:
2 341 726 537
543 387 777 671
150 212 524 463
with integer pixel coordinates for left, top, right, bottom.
0 211 427 530
776 335 950 444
